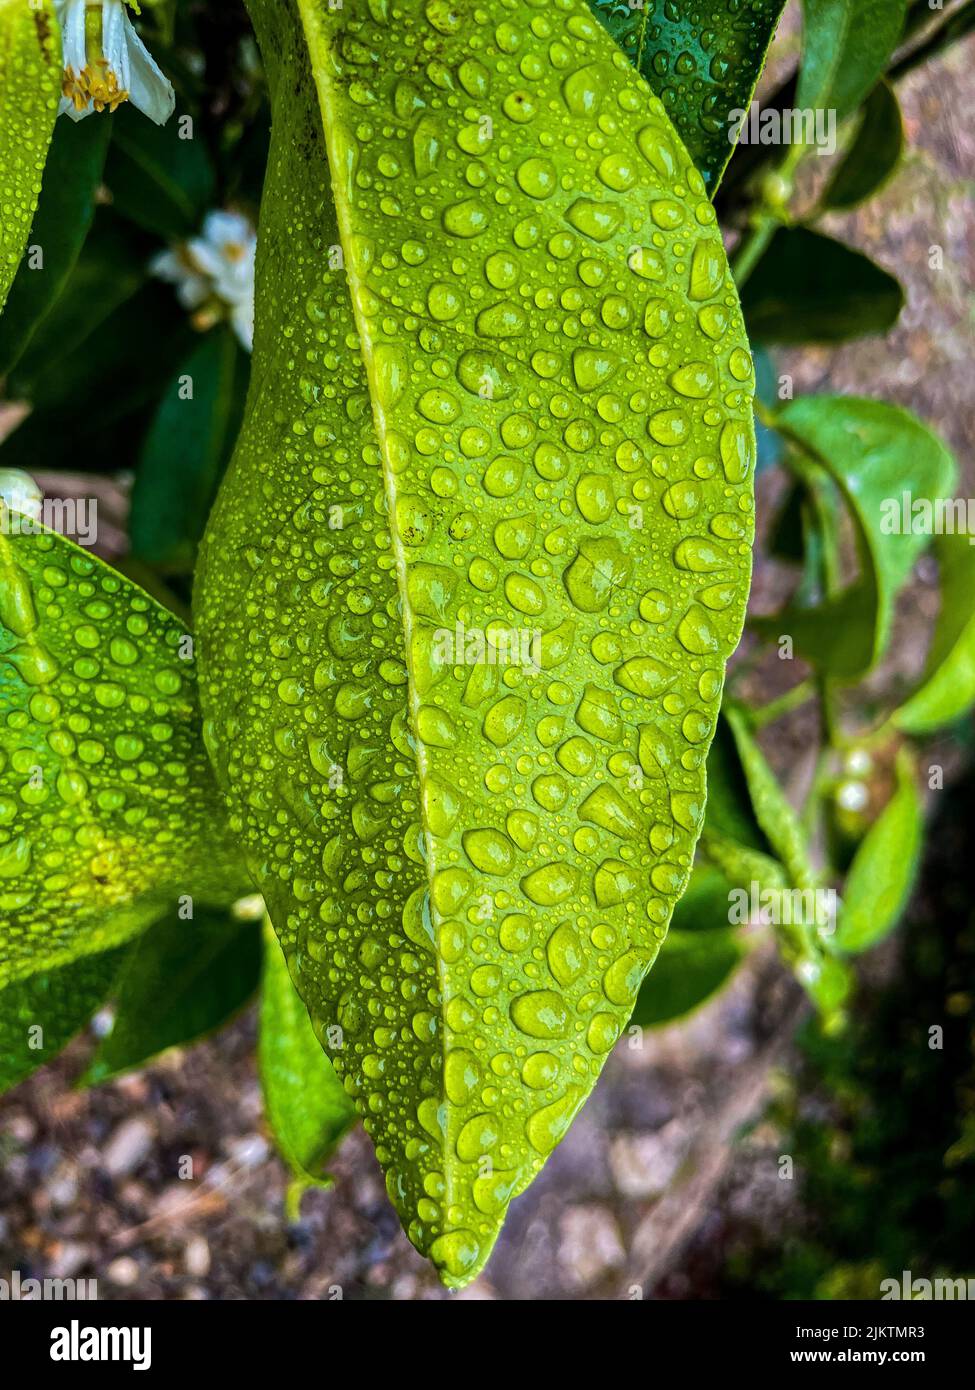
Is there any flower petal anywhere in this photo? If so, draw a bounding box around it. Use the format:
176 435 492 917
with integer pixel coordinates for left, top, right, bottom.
120 9 175 125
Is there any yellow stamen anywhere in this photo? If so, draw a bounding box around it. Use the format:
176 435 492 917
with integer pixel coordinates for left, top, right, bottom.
61 59 129 115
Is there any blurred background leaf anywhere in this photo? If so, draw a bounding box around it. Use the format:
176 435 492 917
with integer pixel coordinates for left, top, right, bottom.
756 397 958 680
130 327 247 572
740 228 904 344
895 534 975 735
0 947 126 1095
259 924 356 1207
85 907 261 1084
797 0 908 122
821 80 904 212
834 754 923 954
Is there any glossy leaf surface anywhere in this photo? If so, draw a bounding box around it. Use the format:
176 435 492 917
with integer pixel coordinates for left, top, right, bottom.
588 0 788 194
0 0 60 312
197 0 755 1286
0 527 248 989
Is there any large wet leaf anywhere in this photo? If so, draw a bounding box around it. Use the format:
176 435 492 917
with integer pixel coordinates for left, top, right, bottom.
196 0 755 1287
0 527 248 988
588 0 788 195
0 0 60 312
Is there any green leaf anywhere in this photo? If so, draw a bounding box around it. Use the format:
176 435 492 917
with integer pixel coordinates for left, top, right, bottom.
760 396 957 680
196 0 756 1288
894 534 975 735
104 102 216 240
588 0 788 195
741 228 904 345
0 527 249 989
834 753 922 953
259 922 356 1200
630 862 747 1027
0 112 112 377
7 209 147 394
630 926 745 1028
725 706 817 892
821 81 904 212
85 907 262 1083
797 0 908 123
753 346 784 473
704 713 775 855
130 329 247 572
0 946 125 1094
724 706 850 1023
0 0 60 314
0 280 192 472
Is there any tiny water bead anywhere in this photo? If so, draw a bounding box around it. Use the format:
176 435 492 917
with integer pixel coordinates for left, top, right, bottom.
195 0 755 1290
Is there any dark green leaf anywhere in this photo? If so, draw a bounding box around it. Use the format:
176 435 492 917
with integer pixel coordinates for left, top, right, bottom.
0 947 125 1094
754 347 784 472
724 706 850 1024
705 713 775 855
760 396 957 679
85 907 261 1083
895 533 975 734
835 754 923 953
588 0 788 194
741 227 904 345
105 103 216 240
259 923 356 1201
725 706 817 892
0 115 112 377
797 0 908 122
630 926 745 1027
822 81 904 211
8 209 147 393
130 329 247 572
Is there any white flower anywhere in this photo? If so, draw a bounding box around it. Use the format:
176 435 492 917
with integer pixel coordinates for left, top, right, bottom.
150 211 257 352
0 469 44 525
55 0 174 125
